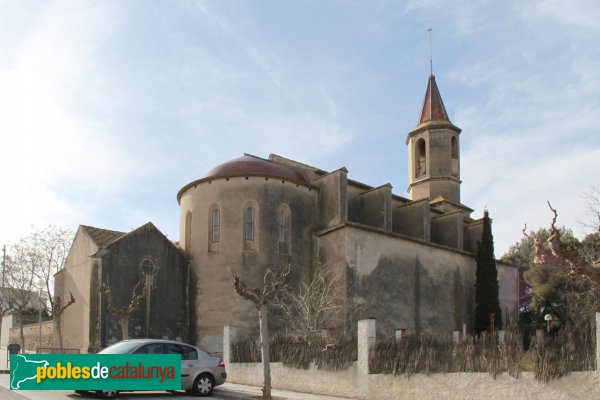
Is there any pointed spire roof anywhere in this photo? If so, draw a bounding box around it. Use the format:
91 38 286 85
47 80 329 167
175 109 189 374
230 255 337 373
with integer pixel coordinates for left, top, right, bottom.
418 75 449 124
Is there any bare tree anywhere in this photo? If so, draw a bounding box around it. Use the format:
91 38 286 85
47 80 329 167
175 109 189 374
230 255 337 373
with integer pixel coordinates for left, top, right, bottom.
582 185 600 232
101 277 145 340
27 226 75 349
529 202 600 285
2 240 40 349
274 263 341 340
229 265 290 399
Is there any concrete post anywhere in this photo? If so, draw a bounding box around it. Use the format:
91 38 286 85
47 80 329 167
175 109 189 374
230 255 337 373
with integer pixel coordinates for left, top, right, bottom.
596 312 600 373
452 330 462 346
223 325 237 366
498 330 505 345
535 329 544 349
395 329 407 343
358 319 376 374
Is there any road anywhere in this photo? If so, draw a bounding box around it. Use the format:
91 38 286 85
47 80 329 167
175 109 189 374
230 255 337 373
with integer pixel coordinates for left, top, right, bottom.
0 374 235 400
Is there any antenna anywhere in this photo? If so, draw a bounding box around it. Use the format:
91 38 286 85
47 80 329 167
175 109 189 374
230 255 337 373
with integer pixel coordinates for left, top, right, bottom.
428 28 433 76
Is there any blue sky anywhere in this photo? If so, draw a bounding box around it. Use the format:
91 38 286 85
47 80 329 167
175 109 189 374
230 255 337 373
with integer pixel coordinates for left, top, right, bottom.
1 0 598 255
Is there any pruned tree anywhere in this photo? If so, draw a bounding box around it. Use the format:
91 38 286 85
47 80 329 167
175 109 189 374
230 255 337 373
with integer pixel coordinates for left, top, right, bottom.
531 202 600 285
101 277 145 340
229 265 290 399
274 263 341 340
515 201 600 328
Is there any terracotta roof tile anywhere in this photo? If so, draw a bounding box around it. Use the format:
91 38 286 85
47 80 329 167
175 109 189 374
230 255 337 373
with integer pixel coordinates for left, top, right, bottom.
81 225 125 247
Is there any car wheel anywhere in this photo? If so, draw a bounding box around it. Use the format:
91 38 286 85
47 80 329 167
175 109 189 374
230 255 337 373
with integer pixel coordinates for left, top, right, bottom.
192 373 214 397
95 390 119 399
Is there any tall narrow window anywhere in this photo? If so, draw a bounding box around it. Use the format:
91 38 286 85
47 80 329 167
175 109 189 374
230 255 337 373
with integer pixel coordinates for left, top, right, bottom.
451 136 459 177
211 209 220 243
278 210 286 244
416 138 427 177
245 207 254 241
185 211 192 252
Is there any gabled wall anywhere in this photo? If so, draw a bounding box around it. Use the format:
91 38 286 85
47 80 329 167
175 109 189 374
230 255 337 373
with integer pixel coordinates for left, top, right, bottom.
98 224 188 348
55 227 99 353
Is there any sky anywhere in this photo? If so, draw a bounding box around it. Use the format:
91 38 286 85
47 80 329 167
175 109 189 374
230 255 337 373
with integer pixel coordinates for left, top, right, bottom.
0 0 598 256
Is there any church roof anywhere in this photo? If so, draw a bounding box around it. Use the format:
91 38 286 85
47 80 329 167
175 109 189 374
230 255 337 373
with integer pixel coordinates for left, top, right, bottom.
418 75 449 124
205 154 307 185
80 225 124 247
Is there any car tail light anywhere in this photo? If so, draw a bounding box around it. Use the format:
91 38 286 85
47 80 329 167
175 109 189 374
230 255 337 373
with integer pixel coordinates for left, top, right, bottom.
218 358 225 368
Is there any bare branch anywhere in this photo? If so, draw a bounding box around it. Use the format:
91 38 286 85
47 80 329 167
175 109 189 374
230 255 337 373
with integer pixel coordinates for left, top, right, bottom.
54 291 75 317
531 203 600 286
101 277 145 319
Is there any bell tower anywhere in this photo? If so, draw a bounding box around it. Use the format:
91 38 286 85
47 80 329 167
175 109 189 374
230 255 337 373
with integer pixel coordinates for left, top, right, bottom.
406 75 462 203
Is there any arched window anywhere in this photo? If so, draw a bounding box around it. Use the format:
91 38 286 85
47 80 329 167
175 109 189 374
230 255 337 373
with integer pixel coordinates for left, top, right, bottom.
185 211 192 252
211 209 220 243
245 207 254 242
278 209 286 244
415 138 426 177
451 136 459 177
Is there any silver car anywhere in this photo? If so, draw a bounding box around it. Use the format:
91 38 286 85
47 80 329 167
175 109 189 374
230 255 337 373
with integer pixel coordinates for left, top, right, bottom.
80 339 227 398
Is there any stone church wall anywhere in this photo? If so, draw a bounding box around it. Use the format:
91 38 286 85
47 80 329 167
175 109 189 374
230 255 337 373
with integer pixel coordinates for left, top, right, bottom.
55 230 99 353
179 177 317 353
319 224 517 334
98 225 188 348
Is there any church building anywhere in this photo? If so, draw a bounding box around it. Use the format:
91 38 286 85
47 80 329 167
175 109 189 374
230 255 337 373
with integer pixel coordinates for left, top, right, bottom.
56 74 517 354
177 75 518 353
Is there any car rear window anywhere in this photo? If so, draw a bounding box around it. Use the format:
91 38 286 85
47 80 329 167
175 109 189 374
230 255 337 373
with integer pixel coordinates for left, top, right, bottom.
167 343 198 360
98 341 142 354
134 343 165 354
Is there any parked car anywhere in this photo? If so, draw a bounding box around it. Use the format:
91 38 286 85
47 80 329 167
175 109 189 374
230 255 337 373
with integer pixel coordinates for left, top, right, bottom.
77 339 226 399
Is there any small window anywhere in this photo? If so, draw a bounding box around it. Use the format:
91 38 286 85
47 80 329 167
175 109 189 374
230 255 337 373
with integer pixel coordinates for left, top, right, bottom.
212 209 220 243
278 210 286 244
245 207 254 241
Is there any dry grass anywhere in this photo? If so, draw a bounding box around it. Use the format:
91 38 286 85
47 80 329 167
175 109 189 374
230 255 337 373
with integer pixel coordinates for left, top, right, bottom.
231 324 595 382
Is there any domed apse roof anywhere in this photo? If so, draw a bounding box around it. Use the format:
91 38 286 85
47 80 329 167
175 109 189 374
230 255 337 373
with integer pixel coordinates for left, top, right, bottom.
205 154 306 184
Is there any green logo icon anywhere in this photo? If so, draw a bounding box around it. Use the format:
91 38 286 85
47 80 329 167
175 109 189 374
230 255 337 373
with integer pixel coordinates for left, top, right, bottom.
10 354 180 391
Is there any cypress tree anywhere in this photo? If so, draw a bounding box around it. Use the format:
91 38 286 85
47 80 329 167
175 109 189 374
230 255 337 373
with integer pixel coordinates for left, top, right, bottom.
475 209 502 334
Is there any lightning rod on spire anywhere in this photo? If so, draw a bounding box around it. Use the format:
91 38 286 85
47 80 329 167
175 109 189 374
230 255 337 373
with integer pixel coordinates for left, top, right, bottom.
428 28 433 76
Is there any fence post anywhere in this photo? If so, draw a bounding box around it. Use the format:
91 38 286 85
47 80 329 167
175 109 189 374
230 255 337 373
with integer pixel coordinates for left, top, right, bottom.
223 325 237 366
596 312 600 373
452 330 462 346
535 329 544 349
358 319 375 398
498 330 505 345
395 329 407 343
358 319 376 374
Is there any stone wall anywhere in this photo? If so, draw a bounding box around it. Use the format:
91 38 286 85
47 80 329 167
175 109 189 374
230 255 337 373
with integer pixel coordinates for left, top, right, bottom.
225 362 600 400
224 317 600 400
9 321 54 351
